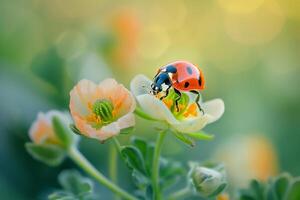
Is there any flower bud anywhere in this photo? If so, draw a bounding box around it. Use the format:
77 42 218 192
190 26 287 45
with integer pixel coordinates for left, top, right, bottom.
189 163 227 197
26 110 78 166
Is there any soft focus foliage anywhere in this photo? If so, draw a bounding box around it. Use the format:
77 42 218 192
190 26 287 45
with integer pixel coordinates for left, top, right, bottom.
49 170 96 200
238 173 300 200
0 0 300 199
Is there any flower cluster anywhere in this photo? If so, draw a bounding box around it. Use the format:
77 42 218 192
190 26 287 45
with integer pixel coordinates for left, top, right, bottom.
26 67 226 200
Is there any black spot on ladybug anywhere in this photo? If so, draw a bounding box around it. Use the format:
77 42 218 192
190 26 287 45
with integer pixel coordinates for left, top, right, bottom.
198 75 202 86
186 66 193 75
184 82 190 88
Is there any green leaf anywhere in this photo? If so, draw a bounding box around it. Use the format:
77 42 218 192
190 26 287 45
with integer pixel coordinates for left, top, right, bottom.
184 131 214 141
239 189 256 200
120 126 135 135
159 158 185 189
52 116 73 149
250 180 265 200
59 170 93 195
172 131 195 147
48 191 75 200
272 173 291 200
131 170 149 189
134 107 161 121
121 146 146 175
286 178 300 200
25 143 65 166
49 170 95 200
145 143 155 176
131 137 148 158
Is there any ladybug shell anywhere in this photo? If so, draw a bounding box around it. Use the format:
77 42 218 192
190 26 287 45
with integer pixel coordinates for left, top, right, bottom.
162 61 205 91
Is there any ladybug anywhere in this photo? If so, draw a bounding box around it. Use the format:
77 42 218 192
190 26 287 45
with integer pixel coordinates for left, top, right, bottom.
151 61 205 113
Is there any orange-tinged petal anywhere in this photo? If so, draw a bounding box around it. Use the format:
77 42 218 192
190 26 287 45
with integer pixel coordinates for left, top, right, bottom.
184 103 198 117
163 99 173 109
29 111 66 145
70 78 136 141
70 79 101 118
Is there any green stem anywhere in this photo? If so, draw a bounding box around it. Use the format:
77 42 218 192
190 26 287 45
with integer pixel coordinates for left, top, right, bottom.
109 137 122 200
152 130 167 200
112 137 122 153
167 186 191 200
68 147 138 200
109 141 118 199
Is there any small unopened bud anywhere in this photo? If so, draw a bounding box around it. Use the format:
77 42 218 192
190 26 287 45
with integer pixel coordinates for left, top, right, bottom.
189 163 227 197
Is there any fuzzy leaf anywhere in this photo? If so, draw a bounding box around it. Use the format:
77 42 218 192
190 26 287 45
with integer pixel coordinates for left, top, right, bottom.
160 158 185 189
25 143 65 166
49 170 95 200
121 146 146 175
131 137 148 158
286 178 300 200
272 173 291 200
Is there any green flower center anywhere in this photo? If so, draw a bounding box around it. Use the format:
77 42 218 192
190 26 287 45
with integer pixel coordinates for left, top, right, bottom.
92 99 114 124
160 89 198 120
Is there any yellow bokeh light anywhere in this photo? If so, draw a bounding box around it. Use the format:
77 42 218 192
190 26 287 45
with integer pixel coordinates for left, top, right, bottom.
223 0 285 45
137 26 170 60
217 0 265 14
277 0 300 20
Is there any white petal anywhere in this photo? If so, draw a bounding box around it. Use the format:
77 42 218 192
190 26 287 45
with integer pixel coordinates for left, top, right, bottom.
116 113 135 129
79 120 120 141
202 99 225 123
136 94 178 124
130 74 152 97
96 123 120 141
171 115 210 133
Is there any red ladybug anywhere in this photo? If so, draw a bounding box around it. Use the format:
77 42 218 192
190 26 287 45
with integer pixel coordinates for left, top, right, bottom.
151 61 205 113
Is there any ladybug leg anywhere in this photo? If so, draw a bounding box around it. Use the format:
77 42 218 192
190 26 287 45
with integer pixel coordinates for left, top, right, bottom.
174 88 182 112
191 90 205 115
159 85 171 100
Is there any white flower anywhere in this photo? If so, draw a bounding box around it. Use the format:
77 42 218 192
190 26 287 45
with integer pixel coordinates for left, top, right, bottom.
130 74 224 134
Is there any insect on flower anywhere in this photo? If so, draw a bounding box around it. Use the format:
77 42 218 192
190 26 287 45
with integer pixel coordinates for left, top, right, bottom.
151 61 205 113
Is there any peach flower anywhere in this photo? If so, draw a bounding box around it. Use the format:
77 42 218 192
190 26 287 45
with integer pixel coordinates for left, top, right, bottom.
29 110 70 145
69 79 136 141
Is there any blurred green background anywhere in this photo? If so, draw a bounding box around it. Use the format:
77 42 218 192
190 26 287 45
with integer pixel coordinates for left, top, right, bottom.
1 0 300 199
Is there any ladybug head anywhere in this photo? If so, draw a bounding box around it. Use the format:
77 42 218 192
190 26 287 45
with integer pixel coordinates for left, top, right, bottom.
151 72 171 95
151 82 162 95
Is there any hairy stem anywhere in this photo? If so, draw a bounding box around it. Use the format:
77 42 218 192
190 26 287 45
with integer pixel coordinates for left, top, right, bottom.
68 147 137 200
152 130 167 200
